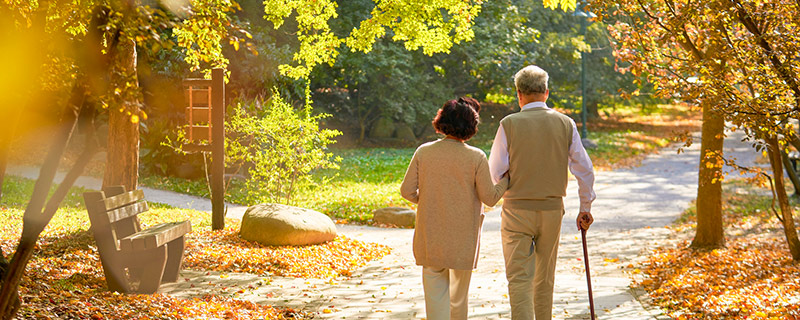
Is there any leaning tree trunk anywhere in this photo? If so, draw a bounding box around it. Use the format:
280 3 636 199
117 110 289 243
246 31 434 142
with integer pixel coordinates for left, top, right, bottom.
784 134 800 197
691 103 726 249
765 135 800 261
0 251 18 320
781 151 800 197
102 37 140 191
0 82 93 318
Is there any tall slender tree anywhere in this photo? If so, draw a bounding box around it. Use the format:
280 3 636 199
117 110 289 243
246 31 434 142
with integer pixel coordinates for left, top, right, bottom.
590 0 800 258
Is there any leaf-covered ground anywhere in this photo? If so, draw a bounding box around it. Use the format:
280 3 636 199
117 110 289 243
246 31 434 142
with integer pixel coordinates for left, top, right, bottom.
1 176 389 319
184 226 391 278
634 181 800 319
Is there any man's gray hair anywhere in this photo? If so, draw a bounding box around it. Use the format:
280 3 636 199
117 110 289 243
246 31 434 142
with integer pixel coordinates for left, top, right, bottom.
514 65 549 95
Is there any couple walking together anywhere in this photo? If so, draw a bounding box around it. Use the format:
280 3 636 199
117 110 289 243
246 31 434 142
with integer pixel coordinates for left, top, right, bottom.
400 65 596 320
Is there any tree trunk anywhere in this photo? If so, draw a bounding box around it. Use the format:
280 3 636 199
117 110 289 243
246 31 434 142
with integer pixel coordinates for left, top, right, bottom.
587 100 600 119
0 109 97 320
358 123 366 145
102 38 140 191
0 249 18 320
0 83 85 318
691 103 726 249
766 135 800 261
781 151 800 197
0 252 21 320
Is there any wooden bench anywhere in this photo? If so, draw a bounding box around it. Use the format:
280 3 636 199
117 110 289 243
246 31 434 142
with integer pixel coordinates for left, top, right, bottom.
83 186 192 294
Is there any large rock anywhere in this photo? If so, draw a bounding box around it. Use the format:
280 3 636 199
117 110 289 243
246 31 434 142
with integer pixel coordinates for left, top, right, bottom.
372 207 416 227
370 117 396 139
239 203 337 246
394 123 417 142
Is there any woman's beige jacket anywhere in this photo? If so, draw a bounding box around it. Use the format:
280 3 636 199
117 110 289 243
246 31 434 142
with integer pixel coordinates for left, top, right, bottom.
401 138 509 270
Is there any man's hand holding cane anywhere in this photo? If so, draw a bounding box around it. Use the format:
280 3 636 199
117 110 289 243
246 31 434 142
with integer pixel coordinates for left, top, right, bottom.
577 211 594 231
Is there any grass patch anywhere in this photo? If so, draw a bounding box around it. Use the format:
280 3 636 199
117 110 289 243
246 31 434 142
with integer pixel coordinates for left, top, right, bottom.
1 176 388 319
633 179 800 319
294 148 416 223
140 148 418 224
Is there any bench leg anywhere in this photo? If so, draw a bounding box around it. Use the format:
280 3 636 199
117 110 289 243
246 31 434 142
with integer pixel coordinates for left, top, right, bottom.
101 261 132 293
136 246 168 294
162 236 186 283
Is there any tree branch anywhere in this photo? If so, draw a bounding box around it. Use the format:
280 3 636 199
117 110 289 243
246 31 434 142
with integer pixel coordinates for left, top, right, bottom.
731 0 800 110
634 0 674 34
40 121 99 230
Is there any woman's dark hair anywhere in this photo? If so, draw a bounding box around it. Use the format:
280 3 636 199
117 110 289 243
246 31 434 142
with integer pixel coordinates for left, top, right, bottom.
432 97 481 141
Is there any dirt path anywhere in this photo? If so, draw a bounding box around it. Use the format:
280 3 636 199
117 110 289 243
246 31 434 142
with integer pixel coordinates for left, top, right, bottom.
8 131 761 319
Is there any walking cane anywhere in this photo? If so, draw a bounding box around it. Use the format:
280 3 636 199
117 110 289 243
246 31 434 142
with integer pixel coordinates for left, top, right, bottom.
580 216 597 320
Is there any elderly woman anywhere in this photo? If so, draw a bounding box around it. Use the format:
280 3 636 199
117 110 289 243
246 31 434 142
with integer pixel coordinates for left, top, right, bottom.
400 97 509 320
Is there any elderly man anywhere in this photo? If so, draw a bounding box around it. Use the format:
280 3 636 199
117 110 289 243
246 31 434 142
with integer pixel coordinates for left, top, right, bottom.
488 65 596 320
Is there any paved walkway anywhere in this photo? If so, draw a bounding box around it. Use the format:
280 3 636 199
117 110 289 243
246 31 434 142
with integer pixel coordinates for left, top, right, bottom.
7 130 761 319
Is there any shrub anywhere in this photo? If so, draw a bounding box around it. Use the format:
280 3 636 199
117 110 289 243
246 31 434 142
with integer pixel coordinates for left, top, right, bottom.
225 92 341 205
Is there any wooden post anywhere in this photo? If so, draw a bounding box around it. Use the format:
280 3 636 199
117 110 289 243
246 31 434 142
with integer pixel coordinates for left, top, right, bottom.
187 86 193 141
210 68 225 230
182 70 225 230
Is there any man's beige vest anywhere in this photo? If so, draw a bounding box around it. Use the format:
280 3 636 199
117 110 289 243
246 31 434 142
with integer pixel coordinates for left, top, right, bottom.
501 107 573 211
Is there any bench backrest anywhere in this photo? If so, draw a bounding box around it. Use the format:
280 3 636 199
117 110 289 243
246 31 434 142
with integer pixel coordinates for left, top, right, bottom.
84 186 148 252
84 185 152 293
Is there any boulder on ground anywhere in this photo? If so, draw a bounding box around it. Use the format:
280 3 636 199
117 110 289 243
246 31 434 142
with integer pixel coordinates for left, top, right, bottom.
372 207 416 227
239 203 337 246
370 117 395 139
394 123 417 142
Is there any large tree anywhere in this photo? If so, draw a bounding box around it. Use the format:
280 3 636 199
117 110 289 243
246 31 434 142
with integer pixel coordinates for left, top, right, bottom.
591 0 800 259
0 1 237 317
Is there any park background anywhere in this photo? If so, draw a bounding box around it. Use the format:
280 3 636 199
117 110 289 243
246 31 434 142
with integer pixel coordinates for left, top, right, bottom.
1 0 799 319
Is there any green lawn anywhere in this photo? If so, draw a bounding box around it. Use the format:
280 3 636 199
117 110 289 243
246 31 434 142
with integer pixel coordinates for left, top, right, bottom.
141 148 417 224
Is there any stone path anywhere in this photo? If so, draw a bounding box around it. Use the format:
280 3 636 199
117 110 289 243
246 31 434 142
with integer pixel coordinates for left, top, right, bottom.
7 130 762 319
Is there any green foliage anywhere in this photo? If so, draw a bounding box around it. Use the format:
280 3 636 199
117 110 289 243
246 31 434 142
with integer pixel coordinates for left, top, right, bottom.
263 0 485 80
485 92 515 105
309 0 649 144
173 0 241 73
312 38 453 141
225 93 342 205
543 0 577 11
